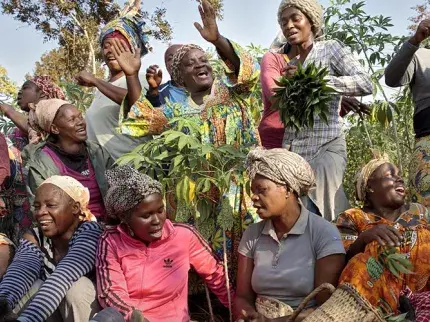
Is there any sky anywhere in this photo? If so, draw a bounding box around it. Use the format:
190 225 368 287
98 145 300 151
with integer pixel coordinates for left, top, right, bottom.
0 0 423 86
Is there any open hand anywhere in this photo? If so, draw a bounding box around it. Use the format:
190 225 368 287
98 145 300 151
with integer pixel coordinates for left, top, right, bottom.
411 19 430 45
76 71 96 87
282 65 298 79
146 65 163 90
340 97 371 118
110 38 141 77
194 0 220 43
359 224 403 247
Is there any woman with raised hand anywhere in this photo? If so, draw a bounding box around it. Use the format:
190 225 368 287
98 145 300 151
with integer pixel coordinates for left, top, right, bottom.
96 166 233 322
0 175 102 322
23 99 113 221
0 76 65 149
259 0 372 221
101 0 260 286
235 148 345 322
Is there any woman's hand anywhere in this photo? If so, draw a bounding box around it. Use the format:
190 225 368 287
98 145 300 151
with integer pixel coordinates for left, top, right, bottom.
282 65 298 79
340 97 371 118
359 224 403 247
110 38 142 77
194 0 220 43
76 71 97 87
0 104 12 116
410 19 430 46
146 65 163 90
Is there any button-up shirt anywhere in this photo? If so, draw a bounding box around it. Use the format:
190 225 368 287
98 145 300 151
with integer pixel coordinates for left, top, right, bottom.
282 40 372 160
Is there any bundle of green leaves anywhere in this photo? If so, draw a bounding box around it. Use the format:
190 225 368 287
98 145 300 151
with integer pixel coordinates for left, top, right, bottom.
271 62 335 132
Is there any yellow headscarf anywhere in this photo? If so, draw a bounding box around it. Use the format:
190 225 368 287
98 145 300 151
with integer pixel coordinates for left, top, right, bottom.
355 152 391 201
40 175 96 222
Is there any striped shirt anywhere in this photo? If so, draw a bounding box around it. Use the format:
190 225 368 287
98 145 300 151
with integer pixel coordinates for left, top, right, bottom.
282 40 372 160
0 221 102 322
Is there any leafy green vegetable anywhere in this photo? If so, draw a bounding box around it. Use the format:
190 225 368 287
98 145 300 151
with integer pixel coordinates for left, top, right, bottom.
271 62 335 132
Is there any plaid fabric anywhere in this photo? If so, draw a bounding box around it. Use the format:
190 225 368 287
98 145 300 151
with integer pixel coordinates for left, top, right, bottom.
282 40 372 160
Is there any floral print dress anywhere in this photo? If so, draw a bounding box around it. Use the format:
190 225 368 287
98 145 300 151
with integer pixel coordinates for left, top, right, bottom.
118 41 261 288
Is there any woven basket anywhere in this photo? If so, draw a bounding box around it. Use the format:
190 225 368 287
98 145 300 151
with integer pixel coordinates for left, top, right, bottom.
300 284 384 322
255 284 335 321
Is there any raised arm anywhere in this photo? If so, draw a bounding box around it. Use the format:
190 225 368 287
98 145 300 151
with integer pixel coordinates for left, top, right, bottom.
385 20 430 87
0 104 29 134
329 40 373 96
96 232 141 320
76 71 127 105
18 222 102 322
194 0 240 72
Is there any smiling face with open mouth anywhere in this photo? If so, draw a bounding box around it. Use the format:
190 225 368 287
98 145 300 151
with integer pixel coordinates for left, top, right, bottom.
51 104 87 143
33 183 80 239
366 163 406 208
279 7 313 46
180 49 214 95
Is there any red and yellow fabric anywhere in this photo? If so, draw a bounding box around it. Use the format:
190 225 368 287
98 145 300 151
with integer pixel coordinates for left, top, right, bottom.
336 204 430 317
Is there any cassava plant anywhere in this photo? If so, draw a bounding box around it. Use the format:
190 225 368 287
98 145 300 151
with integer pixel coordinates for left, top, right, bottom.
118 116 251 321
271 62 335 131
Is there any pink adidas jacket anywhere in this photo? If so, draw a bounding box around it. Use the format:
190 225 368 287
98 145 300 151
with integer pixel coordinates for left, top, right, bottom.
96 220 233 321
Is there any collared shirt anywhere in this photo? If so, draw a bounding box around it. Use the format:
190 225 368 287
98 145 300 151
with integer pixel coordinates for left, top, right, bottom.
282 40 372 161
239 205 345 309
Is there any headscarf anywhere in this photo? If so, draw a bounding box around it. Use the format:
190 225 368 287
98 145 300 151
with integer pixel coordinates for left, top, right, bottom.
100 3 151 57
40 175 95 222
355 153 391 202
277 0 323 35
246 148 315 196
30 76 65 100
28 99 70 144
105 166 163 219
170 44 205 88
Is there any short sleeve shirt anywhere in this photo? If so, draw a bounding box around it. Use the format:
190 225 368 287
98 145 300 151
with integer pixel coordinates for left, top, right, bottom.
238 205 345 309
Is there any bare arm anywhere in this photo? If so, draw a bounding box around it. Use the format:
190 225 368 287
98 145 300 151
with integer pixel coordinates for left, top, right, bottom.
234 254 258 320
0 105 29 134
0 244 13 279
314 254 345 305
195 0 240 73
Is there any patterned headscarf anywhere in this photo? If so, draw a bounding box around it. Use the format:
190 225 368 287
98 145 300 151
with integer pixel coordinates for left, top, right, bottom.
170 44 205 88
246 148 315 196
28 99 70 144
277 0 323 35
105 166 163 220
30 76 65 100
355 153 391 201
100 4 151 57
40 175 95 222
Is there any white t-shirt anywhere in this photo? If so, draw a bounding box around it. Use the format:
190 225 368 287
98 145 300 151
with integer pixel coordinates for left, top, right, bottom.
85 75 151 160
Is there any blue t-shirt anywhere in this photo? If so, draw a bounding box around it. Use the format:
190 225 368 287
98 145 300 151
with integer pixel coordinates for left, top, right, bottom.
147 81 187 107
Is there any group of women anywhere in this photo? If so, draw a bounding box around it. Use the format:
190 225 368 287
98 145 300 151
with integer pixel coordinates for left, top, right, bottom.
0 0 429 321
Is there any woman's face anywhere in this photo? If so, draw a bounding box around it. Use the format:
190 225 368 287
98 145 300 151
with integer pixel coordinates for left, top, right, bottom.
102 38 124 75
51 104 87 143
180 49 214 94
17 81 41 112
280 7 313 46
366 163 406 209
251 174 290 219
128 193 167 244
33 184 80 239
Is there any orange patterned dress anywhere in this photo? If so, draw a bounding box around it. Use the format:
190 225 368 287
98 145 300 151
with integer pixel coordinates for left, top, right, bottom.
336 203 430 317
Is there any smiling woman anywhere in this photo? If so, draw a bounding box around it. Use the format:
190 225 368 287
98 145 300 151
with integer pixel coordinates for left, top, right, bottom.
0 175 103 322
22 99 114 221
329 156 430 319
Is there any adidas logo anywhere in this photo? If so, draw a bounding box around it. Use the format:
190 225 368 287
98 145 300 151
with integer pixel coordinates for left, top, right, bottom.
163 258 173 268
